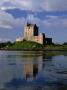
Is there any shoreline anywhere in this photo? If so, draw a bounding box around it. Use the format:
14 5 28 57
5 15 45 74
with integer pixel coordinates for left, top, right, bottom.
0 48 67 51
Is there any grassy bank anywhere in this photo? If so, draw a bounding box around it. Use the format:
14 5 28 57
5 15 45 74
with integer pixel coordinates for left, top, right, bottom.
44 44 67 51
5 41 43 50
0 41 67 51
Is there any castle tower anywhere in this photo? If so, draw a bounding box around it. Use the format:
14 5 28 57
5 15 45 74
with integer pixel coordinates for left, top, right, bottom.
24 23 38 40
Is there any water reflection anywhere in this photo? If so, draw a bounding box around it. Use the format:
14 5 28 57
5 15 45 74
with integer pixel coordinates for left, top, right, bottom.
0 51 67 90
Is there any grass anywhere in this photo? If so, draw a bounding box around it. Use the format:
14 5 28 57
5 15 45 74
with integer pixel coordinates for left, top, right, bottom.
44 44 67 50
6 41 44 49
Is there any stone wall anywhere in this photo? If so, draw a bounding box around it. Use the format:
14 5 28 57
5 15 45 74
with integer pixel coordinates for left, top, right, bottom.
29 33 45 45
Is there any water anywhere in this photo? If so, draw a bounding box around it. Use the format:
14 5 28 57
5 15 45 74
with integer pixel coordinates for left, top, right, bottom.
0 51 67 90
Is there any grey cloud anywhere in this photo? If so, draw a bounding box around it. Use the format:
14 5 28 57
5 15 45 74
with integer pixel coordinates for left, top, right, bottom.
0 10 25 29
0 0 67 11
42 0 67 11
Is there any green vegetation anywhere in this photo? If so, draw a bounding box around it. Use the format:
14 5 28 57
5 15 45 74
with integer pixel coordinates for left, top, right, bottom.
5 41 43 50
0 41 67 51
44 44 67 50
0 41 13 48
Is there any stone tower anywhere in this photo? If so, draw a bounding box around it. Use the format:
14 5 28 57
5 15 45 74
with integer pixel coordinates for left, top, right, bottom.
24 23 38 40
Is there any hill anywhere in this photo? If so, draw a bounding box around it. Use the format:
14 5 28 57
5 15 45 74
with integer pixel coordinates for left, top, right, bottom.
6 41 44 50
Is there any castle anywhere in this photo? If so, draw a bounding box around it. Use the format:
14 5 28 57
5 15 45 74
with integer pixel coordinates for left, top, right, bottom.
16 23 52 45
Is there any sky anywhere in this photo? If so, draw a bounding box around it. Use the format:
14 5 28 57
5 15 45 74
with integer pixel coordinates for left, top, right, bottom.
0 0 67 44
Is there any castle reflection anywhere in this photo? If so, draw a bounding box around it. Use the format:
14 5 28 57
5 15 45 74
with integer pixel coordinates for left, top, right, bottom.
4 51 45 89
24 63 38 80
2 51 66 90
19 51 44 80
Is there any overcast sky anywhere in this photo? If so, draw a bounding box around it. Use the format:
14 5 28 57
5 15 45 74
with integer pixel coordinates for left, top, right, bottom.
0 0 67 44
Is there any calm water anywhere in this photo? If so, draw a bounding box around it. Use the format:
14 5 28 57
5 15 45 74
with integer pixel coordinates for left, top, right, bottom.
0 51 67 90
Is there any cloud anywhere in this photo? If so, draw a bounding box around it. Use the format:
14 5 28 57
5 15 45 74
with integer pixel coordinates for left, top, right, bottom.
0 0 67 12
0 0 42 11
0 10 25 29
43 15 67 29
0 9 66 31
43 0 67 11
26 14 42 26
